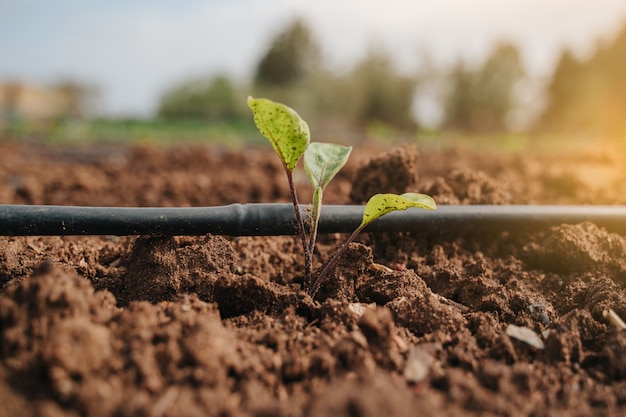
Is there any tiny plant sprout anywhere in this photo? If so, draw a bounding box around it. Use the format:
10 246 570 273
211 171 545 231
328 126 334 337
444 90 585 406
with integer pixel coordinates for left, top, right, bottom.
248 96 437 296
309 192 437 296
248 96 313 280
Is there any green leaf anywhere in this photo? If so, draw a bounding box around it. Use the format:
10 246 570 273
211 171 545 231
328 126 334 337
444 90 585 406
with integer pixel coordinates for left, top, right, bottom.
360 192 437 228
247 96 310 171
304 142 352 190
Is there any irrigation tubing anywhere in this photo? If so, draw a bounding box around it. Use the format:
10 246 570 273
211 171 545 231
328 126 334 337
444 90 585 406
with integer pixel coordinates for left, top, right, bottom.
1 204 626 237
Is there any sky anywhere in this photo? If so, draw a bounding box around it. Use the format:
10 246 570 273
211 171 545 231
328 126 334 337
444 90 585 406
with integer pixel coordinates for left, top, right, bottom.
2 0 626 118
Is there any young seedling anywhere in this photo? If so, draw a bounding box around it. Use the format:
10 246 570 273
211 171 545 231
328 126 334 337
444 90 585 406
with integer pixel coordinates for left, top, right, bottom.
248 97 352 289
248 96 437 296
309 192 437 296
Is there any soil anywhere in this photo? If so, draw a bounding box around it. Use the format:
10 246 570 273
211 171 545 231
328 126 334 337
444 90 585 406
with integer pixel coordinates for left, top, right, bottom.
2 139 626 416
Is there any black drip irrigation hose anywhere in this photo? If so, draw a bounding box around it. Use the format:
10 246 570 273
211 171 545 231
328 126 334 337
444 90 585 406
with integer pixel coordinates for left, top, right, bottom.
1 204 626 237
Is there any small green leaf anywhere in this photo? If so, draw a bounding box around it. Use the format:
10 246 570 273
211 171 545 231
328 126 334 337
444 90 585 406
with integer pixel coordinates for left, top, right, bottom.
304 142 352 190
248 96 310 171
398 192 438 210
360 192 437 228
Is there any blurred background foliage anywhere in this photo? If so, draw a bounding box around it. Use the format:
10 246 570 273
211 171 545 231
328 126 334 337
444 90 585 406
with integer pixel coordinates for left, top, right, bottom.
539 24 626 138
2 17 626 145
443 43 525 133
253 19 322 88
158 76 247 123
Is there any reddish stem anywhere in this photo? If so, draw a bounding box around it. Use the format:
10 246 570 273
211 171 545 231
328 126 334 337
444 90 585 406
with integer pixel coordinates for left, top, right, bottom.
286 169 313 288
308 224 365 297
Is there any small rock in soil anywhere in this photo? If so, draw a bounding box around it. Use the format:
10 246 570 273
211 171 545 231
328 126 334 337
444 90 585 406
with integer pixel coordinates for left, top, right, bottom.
505 324 544 350
403 344 437 384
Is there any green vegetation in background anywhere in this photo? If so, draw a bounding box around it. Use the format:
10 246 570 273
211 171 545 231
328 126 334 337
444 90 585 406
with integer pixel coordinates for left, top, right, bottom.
89 119 258 145
157 18 418 134
156 16 626 142
1 118 259 146
2 116 620 159
158 76 249 123
151 19 534 138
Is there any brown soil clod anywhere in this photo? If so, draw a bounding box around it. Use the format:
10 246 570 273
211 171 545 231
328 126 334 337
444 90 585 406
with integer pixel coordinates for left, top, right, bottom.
523 222 626 284
314 242 372 302
349 143 419 204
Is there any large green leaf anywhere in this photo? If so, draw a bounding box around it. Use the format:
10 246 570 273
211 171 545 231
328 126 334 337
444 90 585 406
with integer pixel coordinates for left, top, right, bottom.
247 96 310 171
360 192 437 228
304 142 352 190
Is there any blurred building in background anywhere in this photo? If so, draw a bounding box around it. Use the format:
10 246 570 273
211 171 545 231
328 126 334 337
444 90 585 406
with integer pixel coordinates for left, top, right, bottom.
0 81 93 134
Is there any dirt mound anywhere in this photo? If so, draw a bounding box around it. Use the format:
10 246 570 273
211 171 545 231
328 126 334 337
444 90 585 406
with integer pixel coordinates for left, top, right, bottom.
523 222 626 283
349 143 419 203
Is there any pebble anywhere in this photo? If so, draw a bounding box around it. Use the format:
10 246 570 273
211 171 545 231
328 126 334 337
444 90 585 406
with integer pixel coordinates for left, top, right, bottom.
506 324 545 349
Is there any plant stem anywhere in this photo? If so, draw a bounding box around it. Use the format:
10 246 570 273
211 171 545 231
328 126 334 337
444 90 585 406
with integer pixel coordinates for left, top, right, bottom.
286 169 313 289
308 188 322 255
309 224 365 297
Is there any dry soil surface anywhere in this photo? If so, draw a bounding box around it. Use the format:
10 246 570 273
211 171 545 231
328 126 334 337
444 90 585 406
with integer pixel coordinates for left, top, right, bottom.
2 140 626 416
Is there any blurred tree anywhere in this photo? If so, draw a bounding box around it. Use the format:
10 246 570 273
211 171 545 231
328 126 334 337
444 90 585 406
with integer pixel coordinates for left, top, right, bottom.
158 76 245 122
442 61 475 130
251 19 420 132
599 24 626 135
539 22 626 136
443 42 525 132
254 19 321 87
537 50 588 131
343 49 418 130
